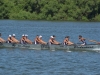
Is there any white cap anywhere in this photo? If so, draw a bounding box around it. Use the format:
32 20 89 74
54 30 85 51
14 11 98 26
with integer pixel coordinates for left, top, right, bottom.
50 36 53 38
39 35 42 38
22 34 24 36
9 35 11 37
13 34 15 36
25 34 28 36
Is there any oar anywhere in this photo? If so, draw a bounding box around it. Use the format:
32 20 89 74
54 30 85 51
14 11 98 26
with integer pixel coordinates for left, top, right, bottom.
88 39 100 44
82 38 100 44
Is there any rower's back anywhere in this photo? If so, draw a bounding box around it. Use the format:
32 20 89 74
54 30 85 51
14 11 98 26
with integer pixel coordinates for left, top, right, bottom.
20 35 26 44
34 35 39 44
7 35 13 43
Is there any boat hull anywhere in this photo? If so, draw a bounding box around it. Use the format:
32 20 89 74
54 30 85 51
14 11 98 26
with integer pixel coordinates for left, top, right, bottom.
51 44 100 51
0 43 100 51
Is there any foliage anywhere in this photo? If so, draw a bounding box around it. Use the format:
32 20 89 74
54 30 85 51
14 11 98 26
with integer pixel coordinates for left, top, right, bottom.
0 0 100 21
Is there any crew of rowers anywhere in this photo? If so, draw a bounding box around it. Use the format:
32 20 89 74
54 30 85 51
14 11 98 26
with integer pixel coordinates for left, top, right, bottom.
0 33 87 45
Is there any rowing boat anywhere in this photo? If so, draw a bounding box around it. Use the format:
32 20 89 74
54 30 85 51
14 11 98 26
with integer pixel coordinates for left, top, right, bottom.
0 43 50 50
50 44 100 51
0 43 100 51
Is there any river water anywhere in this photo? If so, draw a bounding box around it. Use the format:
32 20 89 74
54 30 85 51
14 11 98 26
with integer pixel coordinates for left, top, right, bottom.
0 20 100 75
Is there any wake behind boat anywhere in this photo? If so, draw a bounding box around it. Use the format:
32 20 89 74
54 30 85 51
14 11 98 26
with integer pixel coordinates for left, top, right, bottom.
0 43 100 52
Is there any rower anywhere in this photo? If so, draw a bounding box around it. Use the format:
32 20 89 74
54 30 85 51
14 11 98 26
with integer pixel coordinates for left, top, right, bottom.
49 35 60 45
11 34 19 43
38 35 47 44
7 35 13 43
0 33 6 43
79 35 86 45
63 36 74 45
53 35 60 45
20 34 26 44
49 36 54 44
34 35 39 44
24 34 32 44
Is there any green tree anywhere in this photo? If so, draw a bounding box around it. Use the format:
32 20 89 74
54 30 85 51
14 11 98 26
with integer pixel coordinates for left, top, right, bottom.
0 0 100 21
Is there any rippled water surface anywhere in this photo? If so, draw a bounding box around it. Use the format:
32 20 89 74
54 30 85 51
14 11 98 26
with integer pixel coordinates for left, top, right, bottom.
0 20 100 75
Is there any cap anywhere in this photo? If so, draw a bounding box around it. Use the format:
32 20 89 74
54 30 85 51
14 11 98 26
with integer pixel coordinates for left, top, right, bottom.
25 34 28 36
50 36 53 38
13 34 15 36
53 35 55 37
79 35 82 37
67 36 69 38
22 34 24 36
9 35 11 37
39 35 42 38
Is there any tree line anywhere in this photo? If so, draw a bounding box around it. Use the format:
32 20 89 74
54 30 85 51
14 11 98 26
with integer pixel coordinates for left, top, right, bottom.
0 0 100 21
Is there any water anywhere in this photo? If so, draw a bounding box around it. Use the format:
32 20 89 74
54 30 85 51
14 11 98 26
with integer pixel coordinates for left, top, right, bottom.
0 20 100 75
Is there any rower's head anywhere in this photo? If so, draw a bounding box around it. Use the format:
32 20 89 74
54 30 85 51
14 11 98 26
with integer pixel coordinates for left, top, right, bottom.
12 34 16 37
25 34 28 38
79 35 82 39
22 34 25 37
9 35 12 38
53 35 55 37
79 35 82 37
9 35 11 37
53 35 56 39
65 36 69 40
50 36 53 39
65 36 69 39
39 35 42 39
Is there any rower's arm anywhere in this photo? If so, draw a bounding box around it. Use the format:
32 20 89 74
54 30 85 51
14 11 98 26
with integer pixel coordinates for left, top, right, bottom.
8 38 13 43
35 38 40 43
26 39 32 44
40 40 46 44
64 39 67 43
15 38 19 42
21 38 25 42
53 40 60 45
0 40 1 42
12 38 19 43
0 38 5 42
49 39 53 44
